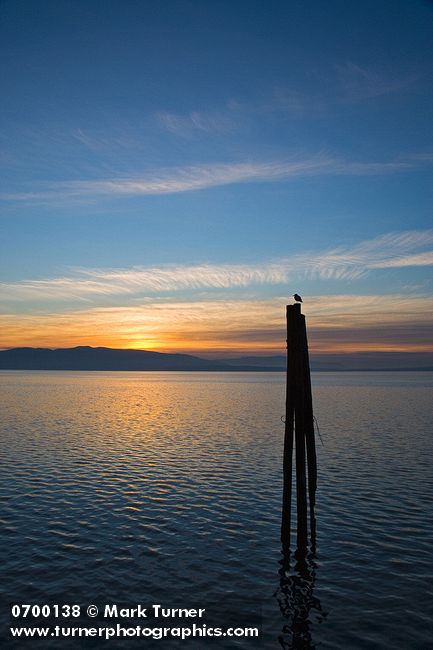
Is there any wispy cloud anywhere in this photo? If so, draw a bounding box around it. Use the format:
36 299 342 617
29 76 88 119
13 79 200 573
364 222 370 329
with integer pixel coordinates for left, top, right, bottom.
0 156 332 202
2 151 432 203
308 230 433 279
336 62 416 102
372 251 433 268
155 63 414 134
0 263 287 302
156 109 237 136
1 230 432 304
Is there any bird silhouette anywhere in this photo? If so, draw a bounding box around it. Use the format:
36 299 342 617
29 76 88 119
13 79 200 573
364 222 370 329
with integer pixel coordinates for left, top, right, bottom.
293 293 303 303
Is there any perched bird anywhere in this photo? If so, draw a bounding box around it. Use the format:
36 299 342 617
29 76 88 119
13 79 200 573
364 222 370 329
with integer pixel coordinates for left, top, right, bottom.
293 293 303 303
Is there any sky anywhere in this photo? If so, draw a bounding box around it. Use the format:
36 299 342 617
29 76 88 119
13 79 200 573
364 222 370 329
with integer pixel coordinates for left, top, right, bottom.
1 0 432 357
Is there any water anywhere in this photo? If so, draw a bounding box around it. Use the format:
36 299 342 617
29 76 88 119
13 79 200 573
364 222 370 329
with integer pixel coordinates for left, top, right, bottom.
1 371 432 648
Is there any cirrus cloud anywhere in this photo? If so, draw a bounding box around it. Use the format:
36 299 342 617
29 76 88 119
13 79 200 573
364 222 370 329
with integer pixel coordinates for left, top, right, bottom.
1 152 432 203
1 229 432 305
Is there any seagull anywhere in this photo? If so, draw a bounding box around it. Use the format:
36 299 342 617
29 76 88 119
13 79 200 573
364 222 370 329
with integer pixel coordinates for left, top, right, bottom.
293 293 303 303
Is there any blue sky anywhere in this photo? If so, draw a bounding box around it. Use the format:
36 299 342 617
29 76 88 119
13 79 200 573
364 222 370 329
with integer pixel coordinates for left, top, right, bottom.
0 0 432 355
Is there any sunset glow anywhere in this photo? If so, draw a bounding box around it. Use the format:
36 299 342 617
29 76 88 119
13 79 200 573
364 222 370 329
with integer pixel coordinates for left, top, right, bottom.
1 293 432 356
1 1 432 363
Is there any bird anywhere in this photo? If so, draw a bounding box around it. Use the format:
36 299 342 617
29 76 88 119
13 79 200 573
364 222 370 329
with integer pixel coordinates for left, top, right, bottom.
293 293 303 303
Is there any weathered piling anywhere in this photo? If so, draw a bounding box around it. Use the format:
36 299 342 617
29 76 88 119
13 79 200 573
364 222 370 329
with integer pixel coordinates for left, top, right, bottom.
281 303 317 553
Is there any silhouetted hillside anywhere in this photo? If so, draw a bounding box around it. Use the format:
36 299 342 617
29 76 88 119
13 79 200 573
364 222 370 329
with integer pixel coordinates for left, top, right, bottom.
0 347 277 371
222 355 286 368
1 347 432 372
219 352 433 371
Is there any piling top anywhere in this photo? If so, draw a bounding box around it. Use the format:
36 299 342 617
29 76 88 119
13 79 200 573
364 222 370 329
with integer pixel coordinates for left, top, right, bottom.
287 303 302 315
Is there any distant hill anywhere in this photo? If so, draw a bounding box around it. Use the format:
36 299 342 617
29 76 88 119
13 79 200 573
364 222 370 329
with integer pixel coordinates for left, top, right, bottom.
222 355 286 369
1 347 432 372
0 347 278 372
311 352 433 371
219 352 433 371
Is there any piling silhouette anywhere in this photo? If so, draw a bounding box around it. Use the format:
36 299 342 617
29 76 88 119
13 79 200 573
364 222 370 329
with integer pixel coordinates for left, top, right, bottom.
281 302 317 555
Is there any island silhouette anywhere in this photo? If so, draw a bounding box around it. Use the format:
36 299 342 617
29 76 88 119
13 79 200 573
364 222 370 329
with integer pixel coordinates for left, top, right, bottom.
0 346 432 371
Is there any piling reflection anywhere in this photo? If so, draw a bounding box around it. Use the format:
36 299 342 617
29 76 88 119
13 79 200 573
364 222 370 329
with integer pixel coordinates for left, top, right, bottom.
275 546 327 649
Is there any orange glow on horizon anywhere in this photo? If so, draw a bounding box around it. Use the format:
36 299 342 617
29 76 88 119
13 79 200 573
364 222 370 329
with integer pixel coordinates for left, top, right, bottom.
1 294 432 355
1 328 432 356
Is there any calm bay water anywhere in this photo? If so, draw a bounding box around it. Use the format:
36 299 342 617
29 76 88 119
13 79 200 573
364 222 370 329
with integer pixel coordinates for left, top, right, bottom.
1 371 432 648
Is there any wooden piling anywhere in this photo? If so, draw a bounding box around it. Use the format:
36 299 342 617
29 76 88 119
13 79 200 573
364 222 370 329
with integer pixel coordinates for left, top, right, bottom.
281 306 295 550
281 303 317 553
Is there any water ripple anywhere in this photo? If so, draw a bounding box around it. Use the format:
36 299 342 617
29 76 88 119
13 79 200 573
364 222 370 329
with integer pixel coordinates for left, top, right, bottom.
0 371 432 648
